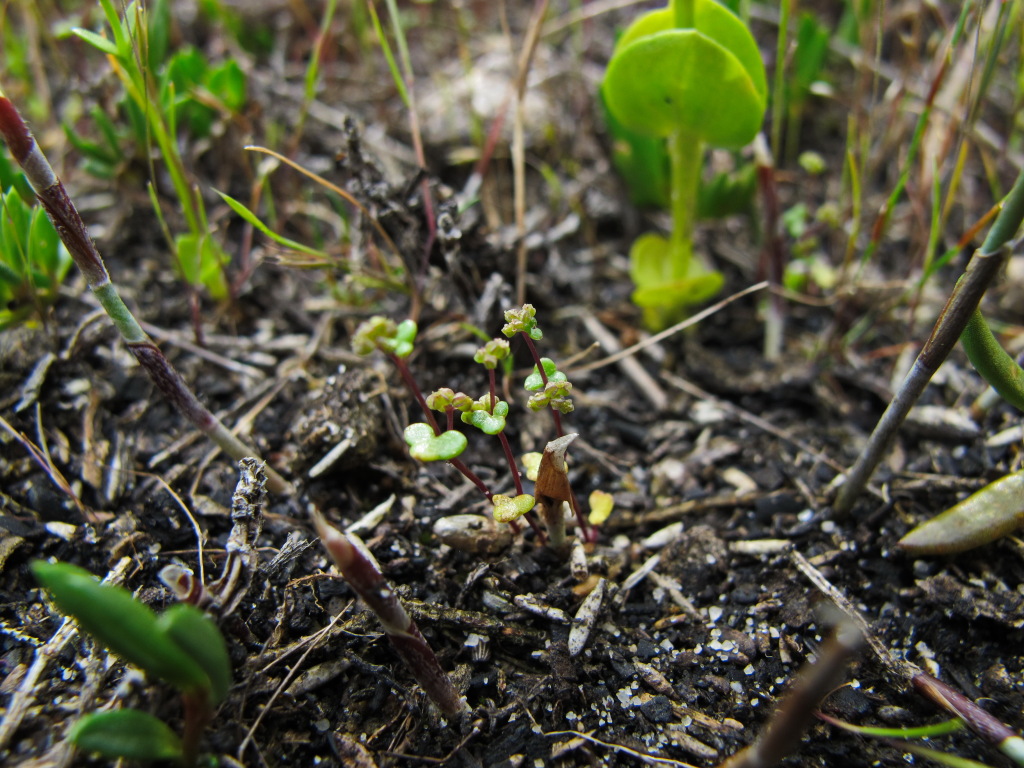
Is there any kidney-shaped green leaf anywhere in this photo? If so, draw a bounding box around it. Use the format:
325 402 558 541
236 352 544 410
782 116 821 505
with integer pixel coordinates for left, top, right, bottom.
614 4 767 103
403 423 468 461
70 709 183 762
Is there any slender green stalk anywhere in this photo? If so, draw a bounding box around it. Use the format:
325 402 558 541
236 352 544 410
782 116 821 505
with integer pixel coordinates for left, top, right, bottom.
0 91 291 496
671 0 695 28
667 132 701 281
834 167 1024 515
770 0 792 161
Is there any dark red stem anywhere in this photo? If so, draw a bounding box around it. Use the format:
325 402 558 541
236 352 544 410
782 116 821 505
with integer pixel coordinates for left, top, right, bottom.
449 458 492 501
519 332 564 436
389 354 441 435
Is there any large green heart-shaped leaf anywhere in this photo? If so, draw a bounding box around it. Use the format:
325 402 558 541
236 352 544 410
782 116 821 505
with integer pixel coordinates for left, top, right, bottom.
461 400 509 435
603 1 766 148
605 30 763 147
403 423 467 461
615 4 767 104
492 494 536 523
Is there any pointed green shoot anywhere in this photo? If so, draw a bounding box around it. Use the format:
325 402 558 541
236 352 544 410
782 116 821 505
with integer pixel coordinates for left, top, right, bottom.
32 561 210 695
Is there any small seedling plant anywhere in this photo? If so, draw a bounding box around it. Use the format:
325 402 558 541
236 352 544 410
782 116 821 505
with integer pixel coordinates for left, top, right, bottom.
32 561 231 767
352 304 595 549
71 0 237 303
601 0 766 329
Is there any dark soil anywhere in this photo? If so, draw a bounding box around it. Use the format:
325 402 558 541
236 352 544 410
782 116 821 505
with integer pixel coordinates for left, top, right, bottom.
2 3 1023 767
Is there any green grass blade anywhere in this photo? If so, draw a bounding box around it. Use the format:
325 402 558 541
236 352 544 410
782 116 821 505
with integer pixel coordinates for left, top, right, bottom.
214 189 327 257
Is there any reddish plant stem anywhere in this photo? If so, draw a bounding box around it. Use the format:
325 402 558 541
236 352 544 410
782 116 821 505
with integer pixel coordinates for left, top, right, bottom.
180 690 211 768
389 354 441 434
448 458 492 501
497 433 524 496
314 514 467 718
488 369 498 410
519 332 564 436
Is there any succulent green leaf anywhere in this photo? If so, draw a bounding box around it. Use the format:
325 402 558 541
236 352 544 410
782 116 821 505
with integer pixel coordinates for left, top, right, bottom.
157 604 231 705
604 30 764 147
492 493 536 523
392 319 418 358
403 423 467 461
898 470 1024 555
629 232 724 309
614 4 767 105
31 561 210 695
70 710 184 762
461 400 509 435
524 359 565 391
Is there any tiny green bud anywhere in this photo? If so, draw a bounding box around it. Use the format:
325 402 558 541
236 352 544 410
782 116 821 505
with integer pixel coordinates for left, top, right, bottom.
451 392 475 412
798 150 826 175
351 317 417 357
550 397 575 415
391 319 418 358
426 388 457 412
352 316 398 356
474 338 511 369
527 392 549 412
502 304 543 340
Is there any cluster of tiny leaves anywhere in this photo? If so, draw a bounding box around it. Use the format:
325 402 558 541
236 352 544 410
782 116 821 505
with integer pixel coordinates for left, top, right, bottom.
352 317 417 358
474 338 510 369
502 304 543 340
